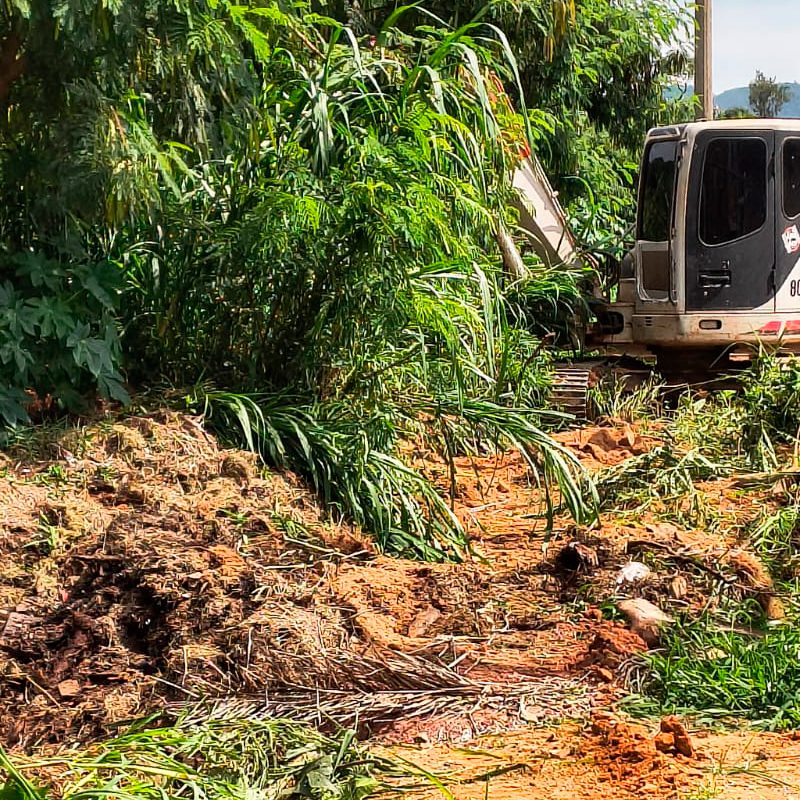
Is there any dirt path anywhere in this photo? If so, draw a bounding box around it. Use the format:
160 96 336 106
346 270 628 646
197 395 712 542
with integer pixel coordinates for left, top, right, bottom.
0 412 798 797
386 721 800 800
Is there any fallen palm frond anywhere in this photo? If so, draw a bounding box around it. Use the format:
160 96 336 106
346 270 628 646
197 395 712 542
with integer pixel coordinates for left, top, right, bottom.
231 645 479 698
175 675 594 733
595 444 728 522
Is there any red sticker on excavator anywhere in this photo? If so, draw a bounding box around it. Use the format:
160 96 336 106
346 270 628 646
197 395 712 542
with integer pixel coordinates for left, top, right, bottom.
782 225 800 254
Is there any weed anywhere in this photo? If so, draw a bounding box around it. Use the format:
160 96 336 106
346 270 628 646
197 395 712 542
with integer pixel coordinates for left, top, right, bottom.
738 354 800 467
194 391 469 561
217 508 250 528
0 718 394 800
670 391 744 464
681 781 720 800
671 355 800 470
630 618 800 729
747 505 800 580
589 372 664 423
29 514 61 556
32 464 69 487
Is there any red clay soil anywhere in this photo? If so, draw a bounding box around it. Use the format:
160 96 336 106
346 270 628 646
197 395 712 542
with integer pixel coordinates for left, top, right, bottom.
386 715 800 800
0 410 795 799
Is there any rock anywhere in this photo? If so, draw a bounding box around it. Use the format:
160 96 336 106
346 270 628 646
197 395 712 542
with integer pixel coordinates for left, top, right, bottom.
654 732 676 754
616 561 651 585
617 598 673 646
595 666 615 683
591 710 618 736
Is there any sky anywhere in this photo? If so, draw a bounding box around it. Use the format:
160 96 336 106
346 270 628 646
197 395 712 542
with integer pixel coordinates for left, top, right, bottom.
712 0 800 91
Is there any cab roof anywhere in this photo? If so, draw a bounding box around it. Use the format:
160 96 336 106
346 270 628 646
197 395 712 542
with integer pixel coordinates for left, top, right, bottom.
647 119 800 140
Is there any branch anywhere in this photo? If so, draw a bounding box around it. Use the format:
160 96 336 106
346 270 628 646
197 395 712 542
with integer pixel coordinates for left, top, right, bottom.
0 31 27 104
495 221 527 280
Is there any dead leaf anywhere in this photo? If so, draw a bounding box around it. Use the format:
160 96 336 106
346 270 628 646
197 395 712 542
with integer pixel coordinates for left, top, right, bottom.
57 679 80 699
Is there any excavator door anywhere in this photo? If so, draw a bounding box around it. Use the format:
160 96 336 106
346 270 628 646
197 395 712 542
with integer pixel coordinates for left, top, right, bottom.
685 130 775 312
774 133 800 312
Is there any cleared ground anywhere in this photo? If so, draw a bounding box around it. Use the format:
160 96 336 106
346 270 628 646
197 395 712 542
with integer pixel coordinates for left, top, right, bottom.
1 411 798 798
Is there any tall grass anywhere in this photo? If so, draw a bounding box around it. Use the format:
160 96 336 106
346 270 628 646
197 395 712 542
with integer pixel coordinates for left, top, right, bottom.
194 389 595 560
129 8 599 557
670 353 800 470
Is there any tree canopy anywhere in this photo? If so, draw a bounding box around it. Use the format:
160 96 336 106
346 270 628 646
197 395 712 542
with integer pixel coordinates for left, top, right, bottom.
749 70 790 118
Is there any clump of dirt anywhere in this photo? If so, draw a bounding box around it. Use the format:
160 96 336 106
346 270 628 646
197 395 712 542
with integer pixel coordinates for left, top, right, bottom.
386 714 710 800
557 425 659 467
581 622 649 680
589 712 682 793
655 715 695 758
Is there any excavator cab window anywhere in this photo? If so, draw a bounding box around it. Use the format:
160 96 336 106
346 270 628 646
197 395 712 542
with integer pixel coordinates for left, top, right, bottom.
638 140 678 242
783 138 800 219
699 138 767 246
637 139 677 300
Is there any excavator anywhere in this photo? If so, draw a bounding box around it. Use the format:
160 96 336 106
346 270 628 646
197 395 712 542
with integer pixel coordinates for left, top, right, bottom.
515 119 800 415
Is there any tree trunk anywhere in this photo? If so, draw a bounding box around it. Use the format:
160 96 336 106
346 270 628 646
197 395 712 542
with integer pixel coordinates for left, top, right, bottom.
0 32 26 104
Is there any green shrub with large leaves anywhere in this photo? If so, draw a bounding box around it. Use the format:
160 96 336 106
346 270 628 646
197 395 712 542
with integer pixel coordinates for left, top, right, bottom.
0 0 686 555
0 253 127 424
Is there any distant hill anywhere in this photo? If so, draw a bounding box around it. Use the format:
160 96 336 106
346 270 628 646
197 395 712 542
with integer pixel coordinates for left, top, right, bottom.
715 83 800 117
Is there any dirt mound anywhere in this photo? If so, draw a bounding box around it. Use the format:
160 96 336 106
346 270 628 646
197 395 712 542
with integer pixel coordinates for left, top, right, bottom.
0 414 628 750
0 413 378 747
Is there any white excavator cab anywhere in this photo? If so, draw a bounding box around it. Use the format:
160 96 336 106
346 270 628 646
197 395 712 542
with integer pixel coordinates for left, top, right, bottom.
594 120 800 368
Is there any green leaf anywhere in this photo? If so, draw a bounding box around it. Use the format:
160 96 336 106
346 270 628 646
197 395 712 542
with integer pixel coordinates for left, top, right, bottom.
0 386 30 428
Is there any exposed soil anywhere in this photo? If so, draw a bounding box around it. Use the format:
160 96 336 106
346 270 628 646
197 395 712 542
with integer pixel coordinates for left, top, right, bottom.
1 411 799 797
387 717 800 800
